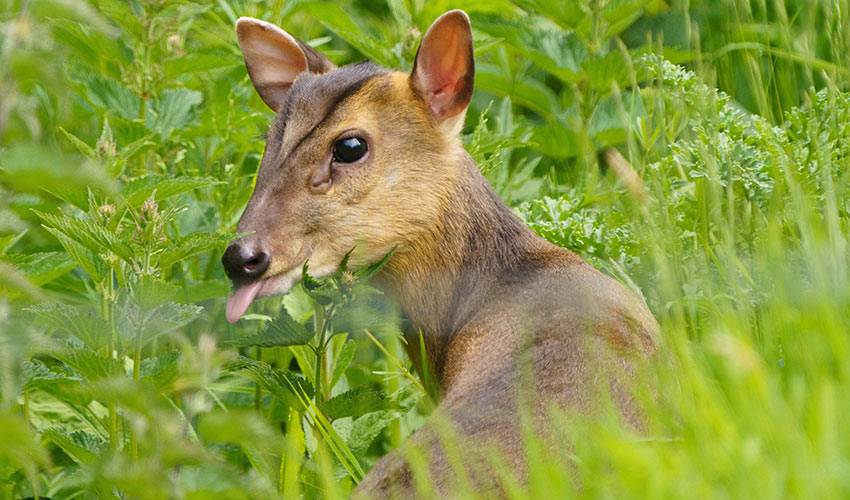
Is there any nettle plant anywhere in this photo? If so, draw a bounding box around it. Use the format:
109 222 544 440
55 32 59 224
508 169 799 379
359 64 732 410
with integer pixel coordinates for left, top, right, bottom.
0 1 429 497
224 250 427 492
7 191 419 497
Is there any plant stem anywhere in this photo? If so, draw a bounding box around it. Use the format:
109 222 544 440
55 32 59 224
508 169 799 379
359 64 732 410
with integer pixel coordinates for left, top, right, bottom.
313 304 325 403
23 390 29 428
101 271 118 450
133 327 142 382
129 324 142 460
385 334 401 448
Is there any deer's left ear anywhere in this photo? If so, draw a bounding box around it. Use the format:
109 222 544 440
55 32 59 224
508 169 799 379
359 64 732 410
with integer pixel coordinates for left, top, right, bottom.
410 10 475 135
236 17 336 111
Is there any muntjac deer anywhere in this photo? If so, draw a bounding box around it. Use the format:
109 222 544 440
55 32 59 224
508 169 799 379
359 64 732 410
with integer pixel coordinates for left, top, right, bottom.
223 10 658 498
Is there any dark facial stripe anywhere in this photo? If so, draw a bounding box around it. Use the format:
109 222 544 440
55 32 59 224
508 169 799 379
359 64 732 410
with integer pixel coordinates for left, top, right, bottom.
272 61 387 163
288 74 377 157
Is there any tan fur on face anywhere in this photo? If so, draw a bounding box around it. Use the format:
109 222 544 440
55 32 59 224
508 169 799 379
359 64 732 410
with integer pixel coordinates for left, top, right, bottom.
234 68 467 284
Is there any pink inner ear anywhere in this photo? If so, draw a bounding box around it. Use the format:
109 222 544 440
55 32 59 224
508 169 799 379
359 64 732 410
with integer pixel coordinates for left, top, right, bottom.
413 12 473 123
237 18 309 111
246 36 306 85
429 83 456 117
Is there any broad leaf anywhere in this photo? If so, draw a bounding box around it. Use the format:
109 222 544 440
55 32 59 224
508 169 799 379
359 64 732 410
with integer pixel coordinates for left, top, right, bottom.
47 346 124 381
28 303 112 350
130 275 179 311
23 360 71 392
69 66 139 119
145 302 203 337
44 229 106 282
225 356 314 410
42 428 105 466
121 175 222 206
36 210 135 262
322 386 388 420
140 350 181 388
229 309 312 348
145 88 203 140
158 232 232 270
298 2 399 67
354 247 395 280
4 252 77 286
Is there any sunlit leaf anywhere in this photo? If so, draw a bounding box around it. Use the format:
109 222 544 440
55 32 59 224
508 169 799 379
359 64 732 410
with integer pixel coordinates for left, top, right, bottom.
229 309 312 348
145 88 203 140
322 386 389 420
28 303 112 350
140 350 181 388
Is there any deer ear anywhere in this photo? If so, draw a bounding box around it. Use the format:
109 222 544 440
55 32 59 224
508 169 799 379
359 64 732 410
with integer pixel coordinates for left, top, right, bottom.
411 10 475 135
236 17 336 112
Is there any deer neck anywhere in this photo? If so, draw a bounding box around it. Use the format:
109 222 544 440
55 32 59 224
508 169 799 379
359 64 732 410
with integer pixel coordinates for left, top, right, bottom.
379 151 539 383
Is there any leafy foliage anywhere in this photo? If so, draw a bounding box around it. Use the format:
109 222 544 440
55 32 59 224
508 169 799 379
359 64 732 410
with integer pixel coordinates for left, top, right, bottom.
2 0 850 499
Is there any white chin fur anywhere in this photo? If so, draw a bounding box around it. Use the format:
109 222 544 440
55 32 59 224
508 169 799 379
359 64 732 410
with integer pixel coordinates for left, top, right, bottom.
257 265 304 298
257 262 338 299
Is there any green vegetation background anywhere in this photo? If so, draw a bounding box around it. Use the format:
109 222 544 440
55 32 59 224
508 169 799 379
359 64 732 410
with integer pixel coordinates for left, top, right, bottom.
1 0 849 498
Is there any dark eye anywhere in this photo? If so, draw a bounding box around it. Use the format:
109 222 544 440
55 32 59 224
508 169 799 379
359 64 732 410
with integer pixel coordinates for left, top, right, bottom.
332 136 368 163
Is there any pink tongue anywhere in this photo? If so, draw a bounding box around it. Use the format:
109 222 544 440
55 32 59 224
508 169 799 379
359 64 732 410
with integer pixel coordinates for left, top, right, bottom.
226 281 264 323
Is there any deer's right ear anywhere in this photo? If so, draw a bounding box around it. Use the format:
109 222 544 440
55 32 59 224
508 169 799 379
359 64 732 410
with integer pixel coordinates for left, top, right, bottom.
236 17 336 112
411 10 475 136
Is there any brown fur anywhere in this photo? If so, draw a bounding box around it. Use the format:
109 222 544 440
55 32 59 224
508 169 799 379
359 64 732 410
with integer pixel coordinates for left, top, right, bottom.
230 12 659 499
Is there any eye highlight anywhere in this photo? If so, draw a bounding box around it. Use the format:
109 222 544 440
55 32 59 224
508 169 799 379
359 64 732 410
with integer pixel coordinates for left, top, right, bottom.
332 136 368 163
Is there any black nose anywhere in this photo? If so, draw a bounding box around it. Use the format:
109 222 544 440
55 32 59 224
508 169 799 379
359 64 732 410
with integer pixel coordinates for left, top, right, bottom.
222 243 270 285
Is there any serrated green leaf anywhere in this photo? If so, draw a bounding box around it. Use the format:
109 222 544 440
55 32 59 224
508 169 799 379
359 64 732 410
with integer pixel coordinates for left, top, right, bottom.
145 88 203 140
42 428 105 466
475 16 589 84
121 175 222 206
3 252 76 286
229 309 312 348
69 66 139 119
298 2 399 67
22 360 90 406
301 260 322 291
140 350 181 388
163 52 238 78
129 275 179 311
47 346 124 381
341 386 419 454
339 247 354 274
146 302 203 337
44 228 106 282
158 232 232 270
225 356 314 410
35 210 135 262
355 247 395 280
24 360 70 392
28 303 112 350
321 386 388 420
344 410 395 457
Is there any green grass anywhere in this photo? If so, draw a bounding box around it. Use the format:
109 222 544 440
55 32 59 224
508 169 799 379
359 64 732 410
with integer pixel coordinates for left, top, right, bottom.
1 0 850 498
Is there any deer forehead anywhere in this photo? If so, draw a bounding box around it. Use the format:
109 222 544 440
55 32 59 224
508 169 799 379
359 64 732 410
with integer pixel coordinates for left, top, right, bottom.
268 68 436 158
